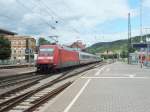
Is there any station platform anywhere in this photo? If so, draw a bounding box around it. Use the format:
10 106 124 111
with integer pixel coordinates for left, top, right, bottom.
42 62 150 112
0 63 35 69
0 67 36 78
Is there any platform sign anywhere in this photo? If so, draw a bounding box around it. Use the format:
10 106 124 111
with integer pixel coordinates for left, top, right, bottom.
25 49 33 54
132 43 147 48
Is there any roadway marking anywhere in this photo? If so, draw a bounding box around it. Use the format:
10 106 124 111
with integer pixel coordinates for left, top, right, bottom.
63 66 106 112
94 66 105 76
63 79 91 112
81 76 149 79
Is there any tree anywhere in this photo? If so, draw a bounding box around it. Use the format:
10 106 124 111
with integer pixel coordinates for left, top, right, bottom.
0 35 11 60
120 50 128 58
38 37 50 46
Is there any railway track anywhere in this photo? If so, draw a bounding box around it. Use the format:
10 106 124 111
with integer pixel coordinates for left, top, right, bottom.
0 73 37 85
0 73 48 99
0 62 105 112
0 75 44 88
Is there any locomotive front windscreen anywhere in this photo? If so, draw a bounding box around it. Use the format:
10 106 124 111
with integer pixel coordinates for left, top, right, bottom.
39 48 54 56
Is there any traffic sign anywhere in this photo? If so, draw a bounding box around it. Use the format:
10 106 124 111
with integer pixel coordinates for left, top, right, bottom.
25 48 33 54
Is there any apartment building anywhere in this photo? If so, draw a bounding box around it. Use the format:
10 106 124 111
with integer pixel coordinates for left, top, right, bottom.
0 29 36 62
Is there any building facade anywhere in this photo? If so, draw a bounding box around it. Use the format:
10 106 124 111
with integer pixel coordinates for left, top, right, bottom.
0 29 36 63
5 35 26 61
70 40 86 51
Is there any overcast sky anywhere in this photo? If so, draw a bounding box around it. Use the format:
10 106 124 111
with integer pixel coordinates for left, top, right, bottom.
0 0 150 46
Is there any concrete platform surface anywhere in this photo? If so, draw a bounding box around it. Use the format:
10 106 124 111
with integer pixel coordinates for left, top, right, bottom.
42 62 150 112
0 67 36 78
0 63 35 69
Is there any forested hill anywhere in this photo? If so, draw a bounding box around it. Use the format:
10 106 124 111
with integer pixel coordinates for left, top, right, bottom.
87 34 150 54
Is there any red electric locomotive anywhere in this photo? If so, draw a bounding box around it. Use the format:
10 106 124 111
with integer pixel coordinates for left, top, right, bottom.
37 45 80 72
37 44 100 72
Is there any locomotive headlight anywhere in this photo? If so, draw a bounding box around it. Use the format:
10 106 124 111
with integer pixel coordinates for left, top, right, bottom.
38 57 53 60
47 57 53 60
38 57 44 59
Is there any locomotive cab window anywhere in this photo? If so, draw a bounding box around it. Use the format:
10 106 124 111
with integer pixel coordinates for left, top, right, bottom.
39 48 54 56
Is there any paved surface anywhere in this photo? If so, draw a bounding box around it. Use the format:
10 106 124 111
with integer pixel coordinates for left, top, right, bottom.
0 63 35 69
0 67 36 78
43 62 150 112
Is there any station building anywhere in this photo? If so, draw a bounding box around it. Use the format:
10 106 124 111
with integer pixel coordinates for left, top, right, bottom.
0 28 36 63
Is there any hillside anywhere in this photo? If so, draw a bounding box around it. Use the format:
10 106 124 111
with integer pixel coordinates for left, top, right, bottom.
87 34 149 54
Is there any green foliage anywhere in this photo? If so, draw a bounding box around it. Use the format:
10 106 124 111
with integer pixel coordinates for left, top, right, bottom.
38 37 50 46
87 40 128 54
120 50 128 58
87 34 149 58
0 35 11 60
101 54 118 59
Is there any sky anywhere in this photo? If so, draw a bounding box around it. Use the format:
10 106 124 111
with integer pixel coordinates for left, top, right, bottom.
0 0 150 46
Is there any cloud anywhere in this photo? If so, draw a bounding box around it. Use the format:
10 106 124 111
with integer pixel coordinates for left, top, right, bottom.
0 0 137 45
143 0 150 8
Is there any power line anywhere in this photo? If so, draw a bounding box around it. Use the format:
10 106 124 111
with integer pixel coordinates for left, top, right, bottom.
37 0 80 34
30 0 55 22
15 0 55 29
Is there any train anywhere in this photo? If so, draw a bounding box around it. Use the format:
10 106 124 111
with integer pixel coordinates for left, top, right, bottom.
36 45 100 72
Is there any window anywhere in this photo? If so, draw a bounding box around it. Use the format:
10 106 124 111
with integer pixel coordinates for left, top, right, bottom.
39 48 54 56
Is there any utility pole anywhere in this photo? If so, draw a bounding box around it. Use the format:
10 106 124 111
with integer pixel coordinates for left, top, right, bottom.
139 0 144 68
28 39 31 67
128 13 131 64
140 0 143 43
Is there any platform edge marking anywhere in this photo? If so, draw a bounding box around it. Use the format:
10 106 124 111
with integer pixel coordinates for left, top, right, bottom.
63 79 91 112
94 66 105 76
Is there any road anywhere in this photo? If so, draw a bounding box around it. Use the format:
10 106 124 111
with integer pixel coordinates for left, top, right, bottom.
42 62 150 112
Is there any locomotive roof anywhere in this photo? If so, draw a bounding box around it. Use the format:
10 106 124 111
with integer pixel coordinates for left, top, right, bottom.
80 51 95 56
40 44 61 48
40 44 77 51
40 45 98 57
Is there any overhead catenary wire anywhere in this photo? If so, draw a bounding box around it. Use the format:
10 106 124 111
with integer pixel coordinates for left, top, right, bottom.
1 0 80 38
37 0 80 34
16 0 80 34
15 0 55 29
